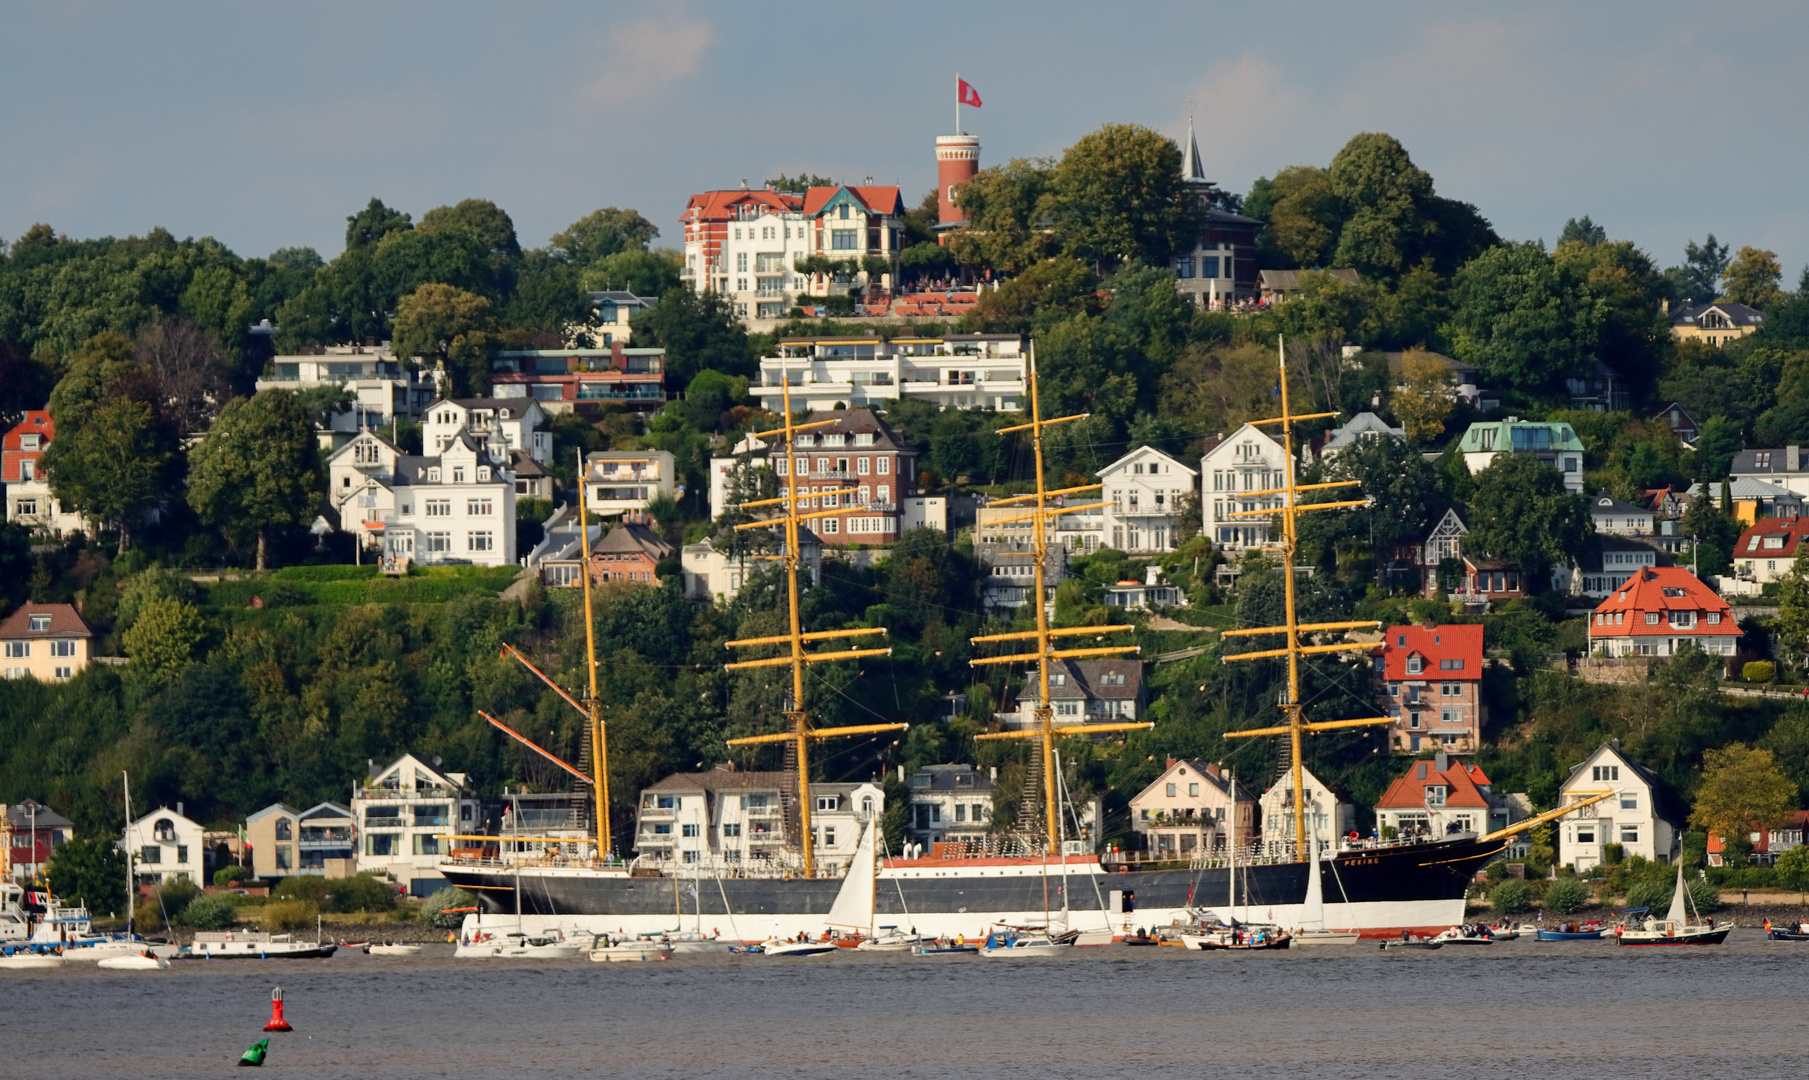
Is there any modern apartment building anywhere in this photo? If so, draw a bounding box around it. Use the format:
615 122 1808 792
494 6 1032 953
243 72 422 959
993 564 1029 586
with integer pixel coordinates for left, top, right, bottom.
491 345 667 414
351 753 483 895
584 450 678 513
1457 418 1587 492
245 802 357 879
756 334 1026 413
255 345 437 449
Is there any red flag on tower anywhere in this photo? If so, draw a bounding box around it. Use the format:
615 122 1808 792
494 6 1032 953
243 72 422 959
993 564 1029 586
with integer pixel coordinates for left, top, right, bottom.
958 78 982 108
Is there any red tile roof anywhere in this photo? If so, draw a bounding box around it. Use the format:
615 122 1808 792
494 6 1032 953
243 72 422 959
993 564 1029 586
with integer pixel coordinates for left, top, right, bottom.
1589 566 1731 638
0 603 94 640
681 190 803 224
800 185 903 217
1377 624 1483 681
1735 516 1809 561
1375 757 1493 809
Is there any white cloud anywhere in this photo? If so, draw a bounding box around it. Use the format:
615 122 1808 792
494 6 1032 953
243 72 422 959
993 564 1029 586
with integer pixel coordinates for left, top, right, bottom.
583 10 716 107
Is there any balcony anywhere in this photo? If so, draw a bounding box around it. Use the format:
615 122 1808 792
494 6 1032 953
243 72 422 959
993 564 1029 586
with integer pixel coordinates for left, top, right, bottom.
355 785 461 801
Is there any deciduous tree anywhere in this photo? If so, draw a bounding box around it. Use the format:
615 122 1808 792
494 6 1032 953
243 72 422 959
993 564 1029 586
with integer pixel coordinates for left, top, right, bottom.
390 284 495 395
1051 124 1191 268
1723 246 1784 309
1688 743 1795 868
1391 347 1456 443
186 390 321 571
1463 453 1590 584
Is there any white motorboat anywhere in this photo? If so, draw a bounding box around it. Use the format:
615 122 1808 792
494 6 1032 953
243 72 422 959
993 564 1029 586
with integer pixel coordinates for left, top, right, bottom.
0 952 65 969
1432 926 1494 945
190 930 337 959
1617 868 1730 946
856 928 924 952
664 932 734 955
366 944 422 957
98 952 170 970
767 933 842 955
980 931 1074 958
1292 930 1362 946
498 931 584 959
590 937 671 962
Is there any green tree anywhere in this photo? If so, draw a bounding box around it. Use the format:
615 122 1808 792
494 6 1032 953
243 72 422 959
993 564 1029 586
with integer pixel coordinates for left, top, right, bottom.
1463 454 1591 584
1558 216 1607 246
941 158 1057 275
580 248 682 297
1313 431 1444 558
1490 877 1531 913
1667 233 1729 303
1328 132 1435 278
1724 246 1784 309
764 174 836 194
419 198 521 258
552 207 660 267
1692 415 1743 482
1682 491 1740 576
1688 743 1796 868
1447 242 1579 392
186 390 321 570
1391 347 1456 443
176 893 238 929
1776 844 1809 893
123 596 206 682
344 197 412 250
1776 546 1809 669
390 283 495 395
637 286 755 383
1051 123 1191 267
42 396 171 550
1544 876 1589 914
1246 165 1342 268
421 886 476 928
45 836 129 917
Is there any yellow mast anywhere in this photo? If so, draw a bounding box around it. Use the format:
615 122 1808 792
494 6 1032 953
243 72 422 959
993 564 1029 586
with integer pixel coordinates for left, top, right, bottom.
576 453 612 858
1221 337 1390 857
723 368 907 878
970 344 1153 854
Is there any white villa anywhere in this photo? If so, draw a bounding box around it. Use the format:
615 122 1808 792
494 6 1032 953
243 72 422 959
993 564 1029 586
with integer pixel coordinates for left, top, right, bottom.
1201 423 1291 552
124 806 207 887
1099 445 1197 553
422 397 553 465
1559 740 1679 871
326 428 517 568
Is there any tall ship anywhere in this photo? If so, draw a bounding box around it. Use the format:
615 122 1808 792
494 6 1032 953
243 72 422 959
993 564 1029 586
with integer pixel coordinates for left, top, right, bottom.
440 342 1601 940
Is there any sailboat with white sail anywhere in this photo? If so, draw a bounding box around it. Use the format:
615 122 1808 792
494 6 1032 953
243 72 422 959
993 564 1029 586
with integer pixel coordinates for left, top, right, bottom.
1616 866 1729 946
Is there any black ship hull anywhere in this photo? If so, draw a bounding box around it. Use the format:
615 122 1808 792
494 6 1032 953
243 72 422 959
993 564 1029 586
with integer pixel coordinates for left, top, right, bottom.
440 836 1500 941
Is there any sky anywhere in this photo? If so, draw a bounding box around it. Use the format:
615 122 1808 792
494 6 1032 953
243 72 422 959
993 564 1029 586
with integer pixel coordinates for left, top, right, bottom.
3 0 1808 277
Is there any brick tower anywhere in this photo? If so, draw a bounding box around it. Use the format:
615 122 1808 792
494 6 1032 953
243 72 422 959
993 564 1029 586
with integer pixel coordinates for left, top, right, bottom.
936 133 980 227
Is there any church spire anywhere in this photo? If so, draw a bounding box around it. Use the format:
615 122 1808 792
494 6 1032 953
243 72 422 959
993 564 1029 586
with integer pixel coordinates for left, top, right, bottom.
1183 105 1208 185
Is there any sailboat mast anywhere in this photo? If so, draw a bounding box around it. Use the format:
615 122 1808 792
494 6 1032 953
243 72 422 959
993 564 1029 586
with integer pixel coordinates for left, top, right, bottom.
1275 338 1309 852
122 771 135 933
971 343 1151 854
1221 336 1390 863
575 454 611 859
723 368 903 879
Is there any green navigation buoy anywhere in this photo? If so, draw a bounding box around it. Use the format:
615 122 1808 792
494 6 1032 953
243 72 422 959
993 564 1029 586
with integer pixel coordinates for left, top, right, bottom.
238 1038 269 1067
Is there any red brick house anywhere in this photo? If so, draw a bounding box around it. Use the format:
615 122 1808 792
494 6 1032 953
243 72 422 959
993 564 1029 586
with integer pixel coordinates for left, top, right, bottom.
773 407 920 545
590 519 673 585
1375 623 1485 754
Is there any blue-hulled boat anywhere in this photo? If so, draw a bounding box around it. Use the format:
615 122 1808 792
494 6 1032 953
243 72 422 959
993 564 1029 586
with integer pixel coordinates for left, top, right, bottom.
1535 922 1605 940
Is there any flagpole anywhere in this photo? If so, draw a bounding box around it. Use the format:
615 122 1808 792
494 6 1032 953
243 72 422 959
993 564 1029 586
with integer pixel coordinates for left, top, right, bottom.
955 72 961 134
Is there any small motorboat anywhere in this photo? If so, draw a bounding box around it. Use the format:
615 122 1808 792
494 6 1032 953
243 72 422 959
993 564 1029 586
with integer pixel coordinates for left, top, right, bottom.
980 934 1073 958
0 950 66 969
856 928 925 952
1380 935 1442 951
98 951 170 970
1535 922 1605 941
1180 926 1292 951
498 931 583 959
366 943 422 957
1485 923 1521 941
590 937 671 962
1432 926 1494 946
1767 921 1809 941
760 937 840 957
912 937 979 955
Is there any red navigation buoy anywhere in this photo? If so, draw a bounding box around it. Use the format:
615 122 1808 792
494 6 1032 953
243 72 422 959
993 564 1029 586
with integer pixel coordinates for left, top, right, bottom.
264 987 293 1032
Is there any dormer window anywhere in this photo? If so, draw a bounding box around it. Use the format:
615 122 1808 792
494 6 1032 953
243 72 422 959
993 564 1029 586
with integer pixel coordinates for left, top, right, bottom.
28 614 50 632
427 467 441 483
477 467 489 482
1406 655 1424 675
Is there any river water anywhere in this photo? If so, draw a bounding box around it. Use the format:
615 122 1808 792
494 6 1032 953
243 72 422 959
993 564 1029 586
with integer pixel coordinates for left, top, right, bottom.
10 936 1808 1079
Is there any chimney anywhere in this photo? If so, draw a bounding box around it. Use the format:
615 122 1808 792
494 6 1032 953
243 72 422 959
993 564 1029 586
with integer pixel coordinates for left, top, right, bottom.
1434 751 1448 773
1421 619 1436 630
1205 762 1221 778
1790 446 1801 472
1167 758 1178 769
989 766 997 782
176 801 184 817
897 764 905 783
